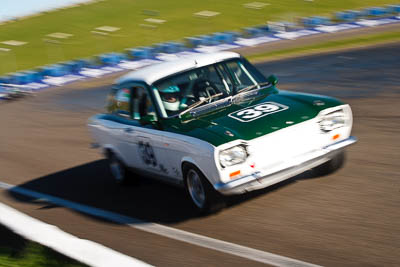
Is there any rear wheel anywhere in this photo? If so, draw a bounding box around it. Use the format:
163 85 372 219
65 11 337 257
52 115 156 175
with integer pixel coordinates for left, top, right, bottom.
107 152 132 185
313 151 346 176
183 164 225 214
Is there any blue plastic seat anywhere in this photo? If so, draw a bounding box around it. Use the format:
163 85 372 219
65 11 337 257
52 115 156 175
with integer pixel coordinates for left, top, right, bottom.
128 47 155 59
184 37 202 48
364 7 387 16
198 35 217 46
153 42 184 54
10 72 28 84
80 58 99 69
303 16 331 27
98 52 127 66
0 76 12 84
167 42 184 53
335 11 357 21
243 27 264 37
9 71 39 84
63 59 96 73
387 5 400 13
212 32 237 44
40 64 68 77
24 71 42 83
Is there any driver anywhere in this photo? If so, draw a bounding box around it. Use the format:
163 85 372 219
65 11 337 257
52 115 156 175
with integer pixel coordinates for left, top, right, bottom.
159 85 181 112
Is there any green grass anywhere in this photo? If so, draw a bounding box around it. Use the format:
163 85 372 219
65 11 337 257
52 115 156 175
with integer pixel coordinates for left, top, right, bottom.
247 29 400 61
0 224 87 267
0 0 398 75
0 243 86 267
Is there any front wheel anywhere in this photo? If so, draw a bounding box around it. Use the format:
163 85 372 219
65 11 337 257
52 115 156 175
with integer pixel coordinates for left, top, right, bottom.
313 151 346 176
183 164 225 214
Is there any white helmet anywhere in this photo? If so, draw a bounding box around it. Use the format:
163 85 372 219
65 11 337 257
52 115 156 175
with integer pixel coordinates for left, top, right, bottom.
160 85 180 111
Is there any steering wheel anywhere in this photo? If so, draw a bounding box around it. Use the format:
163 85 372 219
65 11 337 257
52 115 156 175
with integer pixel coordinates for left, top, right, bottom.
193 80 218 102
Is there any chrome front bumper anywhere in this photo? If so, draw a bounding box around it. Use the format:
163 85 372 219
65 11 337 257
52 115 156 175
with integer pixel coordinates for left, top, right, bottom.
214 136 357 195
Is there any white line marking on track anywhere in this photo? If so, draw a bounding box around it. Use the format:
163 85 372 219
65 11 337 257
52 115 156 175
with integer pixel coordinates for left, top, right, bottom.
0 201 151 267
0 181 321 267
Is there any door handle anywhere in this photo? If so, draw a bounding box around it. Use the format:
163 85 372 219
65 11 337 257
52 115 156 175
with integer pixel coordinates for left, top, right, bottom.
124 128 134 133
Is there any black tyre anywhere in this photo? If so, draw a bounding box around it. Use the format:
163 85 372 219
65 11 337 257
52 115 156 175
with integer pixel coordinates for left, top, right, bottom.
183 164 225 214
313 151 346 176
107 152 133 185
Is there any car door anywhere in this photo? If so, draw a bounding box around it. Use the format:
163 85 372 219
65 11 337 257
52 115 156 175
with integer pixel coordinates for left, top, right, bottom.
119 83 173 179
107 85 142 169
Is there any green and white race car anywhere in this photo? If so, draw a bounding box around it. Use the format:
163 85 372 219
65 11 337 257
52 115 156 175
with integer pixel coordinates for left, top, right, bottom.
88 51 357 213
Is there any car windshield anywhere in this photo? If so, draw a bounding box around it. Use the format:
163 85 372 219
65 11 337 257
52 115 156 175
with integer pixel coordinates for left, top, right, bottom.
153 58 269 117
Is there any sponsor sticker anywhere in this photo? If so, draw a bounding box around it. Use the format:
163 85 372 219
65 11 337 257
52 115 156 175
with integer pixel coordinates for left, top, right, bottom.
228 102 288 122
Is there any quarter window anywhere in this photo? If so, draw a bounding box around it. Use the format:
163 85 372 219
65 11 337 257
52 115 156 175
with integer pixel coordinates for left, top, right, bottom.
107 86 157 122
107 87 131 118
131 86 156 121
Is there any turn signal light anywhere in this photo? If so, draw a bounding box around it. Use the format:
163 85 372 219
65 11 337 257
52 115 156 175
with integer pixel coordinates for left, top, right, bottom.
332 134 340 140
229 170 241 179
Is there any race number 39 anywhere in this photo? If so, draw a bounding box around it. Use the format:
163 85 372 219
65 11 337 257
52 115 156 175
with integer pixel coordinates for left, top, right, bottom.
228 102 288 122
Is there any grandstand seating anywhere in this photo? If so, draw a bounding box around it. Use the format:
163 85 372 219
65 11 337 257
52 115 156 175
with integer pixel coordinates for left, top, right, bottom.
198 35 217 46
335 11 357 22
40 64 69 77
63 60 87 74
98 52 128 66
153 42 184 54
11 71 42 84
302 16 331 27
387 5 400 13
364 7 388 16
128 47 155 59
0 75 12 84
212 32 236 44
243 27 265 37
1 3 399 93
184 37 202 48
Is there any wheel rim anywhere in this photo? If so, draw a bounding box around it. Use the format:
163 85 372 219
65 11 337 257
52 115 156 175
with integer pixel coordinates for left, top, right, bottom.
110 156 124 183
187 169 206 208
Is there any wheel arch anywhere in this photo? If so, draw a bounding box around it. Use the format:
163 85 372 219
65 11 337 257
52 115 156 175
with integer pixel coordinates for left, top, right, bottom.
181 157 216 186
102 144 127 164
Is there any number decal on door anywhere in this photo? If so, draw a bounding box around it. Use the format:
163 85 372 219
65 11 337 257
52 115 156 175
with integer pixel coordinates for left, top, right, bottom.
229 102 288 122
138 141 157 167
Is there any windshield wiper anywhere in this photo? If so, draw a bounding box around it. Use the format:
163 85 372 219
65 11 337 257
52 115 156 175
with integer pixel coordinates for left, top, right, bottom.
237 81 271 94
179 92 223 117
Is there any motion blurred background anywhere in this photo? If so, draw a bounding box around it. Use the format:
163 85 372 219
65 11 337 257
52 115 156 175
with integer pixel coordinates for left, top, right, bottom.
1 1 399 266
1 0 399 76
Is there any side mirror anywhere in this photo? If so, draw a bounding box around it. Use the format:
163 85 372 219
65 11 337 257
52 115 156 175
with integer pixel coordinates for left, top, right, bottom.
267 74 278 86
140 114 157 125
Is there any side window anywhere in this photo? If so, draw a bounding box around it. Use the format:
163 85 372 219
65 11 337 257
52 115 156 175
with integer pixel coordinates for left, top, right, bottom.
107 87 131 118
131 86 157 121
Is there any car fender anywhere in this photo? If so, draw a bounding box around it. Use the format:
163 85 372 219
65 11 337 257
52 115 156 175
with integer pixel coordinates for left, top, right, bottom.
181 155 220 186
102 144 127 165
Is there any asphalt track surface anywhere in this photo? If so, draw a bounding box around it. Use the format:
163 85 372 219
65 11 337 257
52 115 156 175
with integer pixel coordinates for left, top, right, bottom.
1 42 399 266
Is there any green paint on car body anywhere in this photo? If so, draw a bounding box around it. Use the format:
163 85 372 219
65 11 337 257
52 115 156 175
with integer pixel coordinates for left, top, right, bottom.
161 89 343 146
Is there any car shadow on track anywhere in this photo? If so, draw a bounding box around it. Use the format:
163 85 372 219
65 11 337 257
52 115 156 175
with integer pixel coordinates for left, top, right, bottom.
7 159 322 224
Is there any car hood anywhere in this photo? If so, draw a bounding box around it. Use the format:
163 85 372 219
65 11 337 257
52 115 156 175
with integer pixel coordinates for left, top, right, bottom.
164 90 343 147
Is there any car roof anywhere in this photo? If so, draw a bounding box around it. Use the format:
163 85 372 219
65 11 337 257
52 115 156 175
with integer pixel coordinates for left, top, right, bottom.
116 51 241 86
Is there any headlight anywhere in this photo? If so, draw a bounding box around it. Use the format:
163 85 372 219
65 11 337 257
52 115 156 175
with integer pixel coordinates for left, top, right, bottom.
219 145 248 167
319 109 346 132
